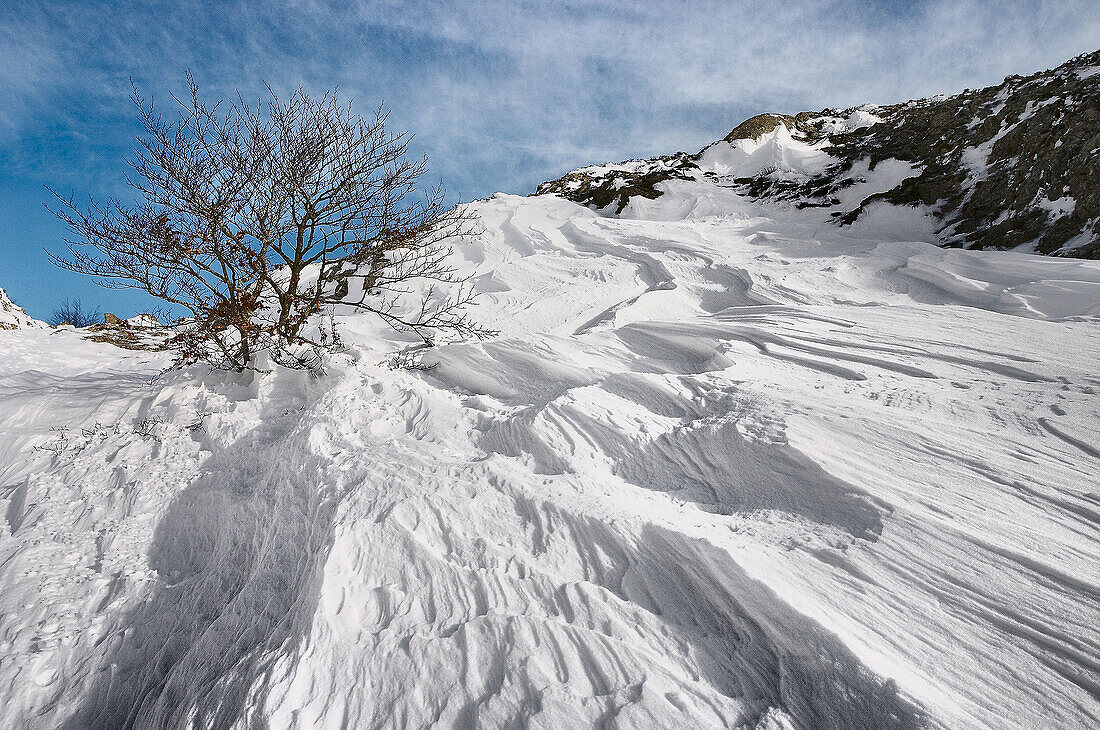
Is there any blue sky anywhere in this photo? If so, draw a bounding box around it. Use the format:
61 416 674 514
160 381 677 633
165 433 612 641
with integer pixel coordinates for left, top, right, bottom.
2 1 1098 320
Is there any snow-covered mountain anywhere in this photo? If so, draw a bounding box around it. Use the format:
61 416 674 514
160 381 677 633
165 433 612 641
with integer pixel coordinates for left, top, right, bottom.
538 49 1100 258
2 55 1099 730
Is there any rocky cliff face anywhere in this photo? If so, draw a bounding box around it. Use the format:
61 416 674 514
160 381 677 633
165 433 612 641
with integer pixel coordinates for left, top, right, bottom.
536 50 1100 258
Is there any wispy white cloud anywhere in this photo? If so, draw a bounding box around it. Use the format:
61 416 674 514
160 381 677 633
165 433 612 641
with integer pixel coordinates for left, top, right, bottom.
2 0 1098 197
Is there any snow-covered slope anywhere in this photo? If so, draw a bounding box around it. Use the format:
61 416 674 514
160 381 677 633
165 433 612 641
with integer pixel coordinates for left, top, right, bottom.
2 153 1099 727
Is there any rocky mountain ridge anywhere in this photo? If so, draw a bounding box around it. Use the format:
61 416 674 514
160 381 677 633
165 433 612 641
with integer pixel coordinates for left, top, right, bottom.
536 49 1100 258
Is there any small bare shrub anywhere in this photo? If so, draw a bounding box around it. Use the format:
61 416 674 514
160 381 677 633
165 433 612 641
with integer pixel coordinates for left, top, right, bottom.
49 75 492 372
47 298 101 328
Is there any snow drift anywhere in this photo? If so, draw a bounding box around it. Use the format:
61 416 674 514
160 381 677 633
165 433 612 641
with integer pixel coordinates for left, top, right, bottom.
2 104 1099 729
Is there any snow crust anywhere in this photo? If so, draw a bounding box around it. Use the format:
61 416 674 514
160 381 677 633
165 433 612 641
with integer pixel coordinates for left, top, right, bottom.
1036 195 1077 219
1 164 1099 728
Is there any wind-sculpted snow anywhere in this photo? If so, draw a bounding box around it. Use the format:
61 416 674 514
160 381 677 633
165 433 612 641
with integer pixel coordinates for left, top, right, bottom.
65 395 342 729
1 187 1098 728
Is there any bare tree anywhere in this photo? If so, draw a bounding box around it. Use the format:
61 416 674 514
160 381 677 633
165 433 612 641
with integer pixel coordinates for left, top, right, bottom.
47 298 102 328
48 75 491 371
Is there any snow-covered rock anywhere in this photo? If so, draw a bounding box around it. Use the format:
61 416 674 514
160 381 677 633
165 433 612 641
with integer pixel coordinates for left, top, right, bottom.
697 119 832 179
124 313 160 328
0 287 44 329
